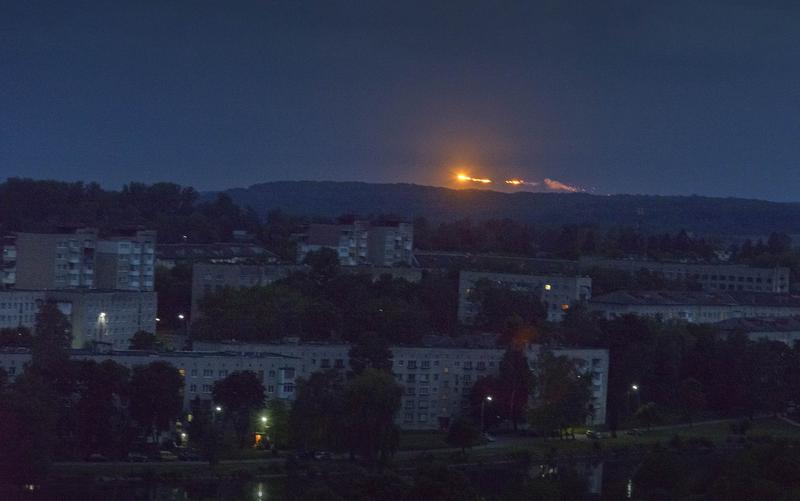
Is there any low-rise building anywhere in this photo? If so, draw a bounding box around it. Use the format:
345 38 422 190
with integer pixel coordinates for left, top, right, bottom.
156 243 277 269
712 316 800 347
588 290 800 323
579 257 790 293
458 270 592 323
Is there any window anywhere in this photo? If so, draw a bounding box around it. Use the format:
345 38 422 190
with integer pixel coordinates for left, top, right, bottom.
407 360 417 369
407 374 416 383
202 384 211 393
476 361 486 371
189 384 197 392
203 369 213 377
418 413 427 422
191 369 197 377
418 400 429 409
219 370 228 377
421 361 430 369
334 359 344 369
269 370 276 377
404 412 413 423
283 383 295 393
321 359 331 368
267 385 275 393
405 400 415 409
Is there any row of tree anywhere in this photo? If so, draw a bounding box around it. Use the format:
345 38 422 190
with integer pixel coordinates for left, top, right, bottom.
553 307 800 430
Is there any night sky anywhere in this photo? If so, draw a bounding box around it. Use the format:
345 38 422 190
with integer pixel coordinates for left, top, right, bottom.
2 1 799 201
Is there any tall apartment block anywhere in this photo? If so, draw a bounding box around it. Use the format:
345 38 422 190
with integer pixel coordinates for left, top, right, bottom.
296 220 414 267
94 230 156 291
12 228 98 289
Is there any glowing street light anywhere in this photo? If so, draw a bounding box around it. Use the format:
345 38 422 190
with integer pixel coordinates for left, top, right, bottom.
178 313 185 320
631 384 639 391
481 395 493 431
215 405 222 413
260 416 268 424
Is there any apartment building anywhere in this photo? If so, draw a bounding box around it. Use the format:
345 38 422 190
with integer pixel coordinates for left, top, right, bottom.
0 288 156 349
458 270 592 323
0 348 302 410
193 339 609 430
94 230 156 291
296 220 414 267
4 228 158 292
0 289 45 329
156 242 277 269
12 228 98 289
713 316 800 347
579 257 790 293
588 290 800 323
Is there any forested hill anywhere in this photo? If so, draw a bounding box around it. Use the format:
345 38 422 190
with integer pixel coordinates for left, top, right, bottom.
218 181 800 236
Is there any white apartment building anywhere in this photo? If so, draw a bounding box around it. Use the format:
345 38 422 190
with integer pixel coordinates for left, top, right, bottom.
588 290 800 323
0 289 156 349
458 270 592 323
194 340 609 430
0 348 302 410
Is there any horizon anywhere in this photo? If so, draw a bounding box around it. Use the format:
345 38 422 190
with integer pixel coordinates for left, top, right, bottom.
4 1 800 202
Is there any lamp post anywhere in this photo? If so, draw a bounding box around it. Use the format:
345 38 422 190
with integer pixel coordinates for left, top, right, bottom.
628 384 640 416
481 395 493 432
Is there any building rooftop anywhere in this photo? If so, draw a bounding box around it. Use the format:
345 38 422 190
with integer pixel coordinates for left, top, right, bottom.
712 316 800 333
590 290 800 307
414 251 580 275
156 243 277 262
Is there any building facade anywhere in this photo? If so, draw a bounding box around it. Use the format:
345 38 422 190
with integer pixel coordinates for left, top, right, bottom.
296 221 414 267
94 230 156 291
579 257 790 293
4 228 158 292
193 340 609 430
0 288 156 349
458 270 592 323
588 290 800 323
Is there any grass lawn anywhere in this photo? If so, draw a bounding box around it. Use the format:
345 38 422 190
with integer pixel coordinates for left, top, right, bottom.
398 431 449 450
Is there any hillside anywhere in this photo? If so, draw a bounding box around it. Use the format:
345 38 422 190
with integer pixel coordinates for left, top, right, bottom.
218 181 800 237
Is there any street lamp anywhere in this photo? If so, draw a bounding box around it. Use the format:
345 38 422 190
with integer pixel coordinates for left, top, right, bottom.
631 384 639 391
260 416 268 424
481 395 493 432
215 405 222 413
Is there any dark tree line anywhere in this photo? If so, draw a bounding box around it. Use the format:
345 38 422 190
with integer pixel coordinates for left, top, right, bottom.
193 249 460 344
552 307 800 431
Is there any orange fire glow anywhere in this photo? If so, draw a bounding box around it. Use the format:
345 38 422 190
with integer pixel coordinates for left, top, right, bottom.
456 173 492 184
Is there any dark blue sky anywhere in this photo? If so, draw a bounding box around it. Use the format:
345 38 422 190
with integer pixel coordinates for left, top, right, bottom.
2 1 799 201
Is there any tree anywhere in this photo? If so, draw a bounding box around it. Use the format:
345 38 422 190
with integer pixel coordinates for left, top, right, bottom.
290 370 347 452
467 375 502 430
266 399 290 450
304 248 340 283
445 418 480 453
497 348 535 430
470 280 546 335
73 360 131 457
128 330 163 350
635 402 660 430
212 371 266 448
677 377 705 425
348 334 393 376
343 369 403 463
129 362 183 443
31 302 72 376
529 351 593 439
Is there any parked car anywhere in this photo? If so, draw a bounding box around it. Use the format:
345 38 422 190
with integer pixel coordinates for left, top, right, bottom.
176 449 203 461
158 450 178 461
127 452 149 463
585 430 599 440
313 451 333 460
483 433 496 443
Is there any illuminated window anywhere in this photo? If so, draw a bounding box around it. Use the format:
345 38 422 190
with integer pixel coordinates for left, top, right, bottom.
544 284 552 291
561 304 570 311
